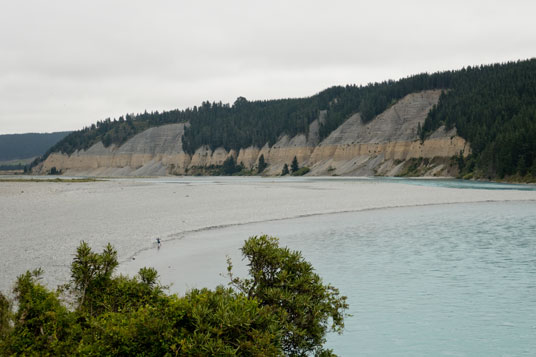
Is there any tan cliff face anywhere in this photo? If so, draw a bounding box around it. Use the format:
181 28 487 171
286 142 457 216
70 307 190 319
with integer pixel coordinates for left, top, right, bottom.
38 90 470 177
39 123 191 176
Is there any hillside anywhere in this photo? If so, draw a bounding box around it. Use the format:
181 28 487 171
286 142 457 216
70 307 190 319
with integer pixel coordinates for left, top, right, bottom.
36 90 467 177
0 132 71 170
33 59 536 180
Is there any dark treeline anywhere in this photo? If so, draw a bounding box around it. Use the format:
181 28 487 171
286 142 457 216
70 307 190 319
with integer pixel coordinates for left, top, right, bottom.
0 164 26 171
0 132 71 162
182 96 320 154
39 59 536 179
420 59 536 178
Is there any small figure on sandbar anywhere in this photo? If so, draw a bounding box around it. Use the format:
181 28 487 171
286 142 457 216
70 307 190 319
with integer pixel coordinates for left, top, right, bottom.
156 238 161 249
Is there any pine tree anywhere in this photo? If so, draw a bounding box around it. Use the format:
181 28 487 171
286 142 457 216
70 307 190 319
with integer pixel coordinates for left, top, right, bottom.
222 156 238 175
258 154 267 173
281 164 289 176
291 156 299 173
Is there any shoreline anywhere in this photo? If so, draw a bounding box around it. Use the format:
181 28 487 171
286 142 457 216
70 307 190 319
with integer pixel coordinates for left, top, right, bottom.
2 177 536 293
118 197 536 264
118 199 536 293
3 172 536 185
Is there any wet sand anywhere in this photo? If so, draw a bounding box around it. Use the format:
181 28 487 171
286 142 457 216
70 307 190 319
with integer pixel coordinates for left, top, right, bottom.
1 177 535 293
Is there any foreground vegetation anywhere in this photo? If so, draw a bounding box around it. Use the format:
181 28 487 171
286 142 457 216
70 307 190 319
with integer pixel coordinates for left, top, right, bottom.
33 59 536 180
0 236 348 356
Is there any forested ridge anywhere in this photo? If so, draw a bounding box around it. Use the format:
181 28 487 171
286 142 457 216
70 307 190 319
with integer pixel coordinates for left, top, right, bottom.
0 132 70 162
38 59 536 179
420 60 536 179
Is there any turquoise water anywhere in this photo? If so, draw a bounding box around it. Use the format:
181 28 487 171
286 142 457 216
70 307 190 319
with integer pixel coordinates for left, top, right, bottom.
272 202 536 356
135 175 536 191
376 177 536 191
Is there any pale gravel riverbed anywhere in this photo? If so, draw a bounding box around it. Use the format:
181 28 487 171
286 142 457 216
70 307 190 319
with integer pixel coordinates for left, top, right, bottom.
1 177 535 293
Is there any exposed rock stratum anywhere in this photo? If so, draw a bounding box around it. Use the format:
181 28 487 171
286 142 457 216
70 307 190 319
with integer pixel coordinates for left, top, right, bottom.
38 90 470 177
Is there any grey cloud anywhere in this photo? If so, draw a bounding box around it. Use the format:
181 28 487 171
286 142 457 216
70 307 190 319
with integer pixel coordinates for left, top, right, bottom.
1 0 535 133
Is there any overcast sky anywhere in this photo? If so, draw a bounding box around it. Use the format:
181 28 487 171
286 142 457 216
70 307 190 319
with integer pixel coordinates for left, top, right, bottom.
1 0 535 134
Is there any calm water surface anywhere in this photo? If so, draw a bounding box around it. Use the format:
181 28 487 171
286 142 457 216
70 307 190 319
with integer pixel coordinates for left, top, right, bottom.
272 202 536 356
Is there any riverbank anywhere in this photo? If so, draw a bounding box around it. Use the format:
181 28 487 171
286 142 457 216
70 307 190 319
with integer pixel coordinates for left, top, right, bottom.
1 177 536 293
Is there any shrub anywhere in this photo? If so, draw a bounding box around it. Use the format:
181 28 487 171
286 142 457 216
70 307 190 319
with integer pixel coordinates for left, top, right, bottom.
292 167 311 176
0 237 348 355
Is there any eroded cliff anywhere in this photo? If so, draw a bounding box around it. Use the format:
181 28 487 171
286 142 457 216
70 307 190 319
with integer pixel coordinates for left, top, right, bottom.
38 90 469 177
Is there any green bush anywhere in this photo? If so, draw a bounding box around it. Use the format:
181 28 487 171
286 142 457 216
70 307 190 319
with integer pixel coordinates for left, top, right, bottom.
292 167 311 176
227 235 348 356
0 237 348 356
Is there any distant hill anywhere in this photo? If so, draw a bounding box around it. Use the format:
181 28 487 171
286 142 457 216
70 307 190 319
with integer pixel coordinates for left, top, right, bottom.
34 59 536 180
0 132 71 162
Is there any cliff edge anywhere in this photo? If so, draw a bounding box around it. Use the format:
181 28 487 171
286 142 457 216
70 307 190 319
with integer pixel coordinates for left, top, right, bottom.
37 90 469 177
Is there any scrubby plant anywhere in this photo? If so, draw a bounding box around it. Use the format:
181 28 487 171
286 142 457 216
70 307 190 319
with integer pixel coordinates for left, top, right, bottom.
292 167 310 176
0 237 348 356
227 235 348 356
